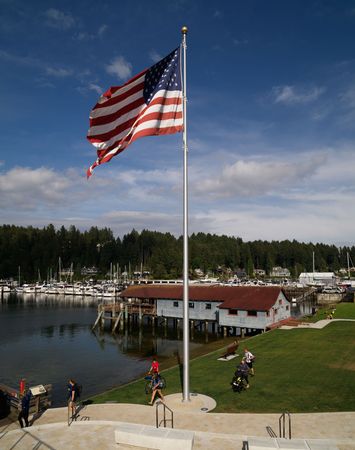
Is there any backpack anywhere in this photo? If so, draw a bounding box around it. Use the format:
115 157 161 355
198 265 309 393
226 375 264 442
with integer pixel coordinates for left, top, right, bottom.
74 384 82 400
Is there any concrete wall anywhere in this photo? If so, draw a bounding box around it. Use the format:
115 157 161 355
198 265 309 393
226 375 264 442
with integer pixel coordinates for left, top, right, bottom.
156 298 221 321
316 293 343 306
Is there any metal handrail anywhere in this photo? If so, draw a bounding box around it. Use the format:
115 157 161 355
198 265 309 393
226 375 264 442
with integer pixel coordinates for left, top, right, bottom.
279 411 291 439
155 401 174 429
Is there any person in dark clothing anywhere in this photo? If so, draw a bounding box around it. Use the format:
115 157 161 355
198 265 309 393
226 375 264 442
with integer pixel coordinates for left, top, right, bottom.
236 358 250 388
148 373 164 405
18 390 31 428
67 379 80 418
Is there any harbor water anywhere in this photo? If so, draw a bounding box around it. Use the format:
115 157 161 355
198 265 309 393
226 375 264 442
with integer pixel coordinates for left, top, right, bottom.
0 293 219 406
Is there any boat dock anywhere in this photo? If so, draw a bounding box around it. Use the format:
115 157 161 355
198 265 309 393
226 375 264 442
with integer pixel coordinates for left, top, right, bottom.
92 301 157 333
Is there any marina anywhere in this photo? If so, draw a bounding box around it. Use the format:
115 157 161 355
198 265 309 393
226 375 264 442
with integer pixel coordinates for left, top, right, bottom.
0 292 222 407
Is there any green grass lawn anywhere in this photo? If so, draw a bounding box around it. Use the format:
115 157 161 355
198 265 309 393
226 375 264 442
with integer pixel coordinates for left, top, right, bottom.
90 319 355 413
304 302 355 322
333 302 355 319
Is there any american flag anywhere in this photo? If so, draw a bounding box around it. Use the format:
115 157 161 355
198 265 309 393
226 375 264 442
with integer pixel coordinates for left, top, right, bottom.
87 47 183 177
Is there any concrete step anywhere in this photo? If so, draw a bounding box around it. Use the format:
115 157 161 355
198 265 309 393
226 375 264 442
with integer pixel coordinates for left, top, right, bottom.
247 437 339 450
114 421 194 450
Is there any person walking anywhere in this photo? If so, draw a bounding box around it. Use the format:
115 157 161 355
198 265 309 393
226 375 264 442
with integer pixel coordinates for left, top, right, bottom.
18 390 31 428
149 357 160 375
236 358 250 389
148 373 164 405
67 379 79 419
244 348 255 376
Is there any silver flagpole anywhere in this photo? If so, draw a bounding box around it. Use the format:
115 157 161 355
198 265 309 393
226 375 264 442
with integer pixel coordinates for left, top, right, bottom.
181 25 190 402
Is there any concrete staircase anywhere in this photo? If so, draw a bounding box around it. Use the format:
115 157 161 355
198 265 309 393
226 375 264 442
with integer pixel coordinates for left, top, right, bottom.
247 436 338 449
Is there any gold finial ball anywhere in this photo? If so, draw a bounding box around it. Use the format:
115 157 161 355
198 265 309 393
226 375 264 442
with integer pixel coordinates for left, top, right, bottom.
181 26 188 34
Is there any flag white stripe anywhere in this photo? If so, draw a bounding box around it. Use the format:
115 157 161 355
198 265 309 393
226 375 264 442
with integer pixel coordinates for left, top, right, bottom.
88 104 145 137
96 73 146 105
90 89 144 120
87 47 183 177
90 100 182 150
100 117 183 160
132 117 183 135
89 102 182 137
90 90 182 148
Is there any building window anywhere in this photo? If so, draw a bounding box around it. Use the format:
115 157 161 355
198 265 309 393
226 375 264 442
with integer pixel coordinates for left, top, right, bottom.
173 301 179 308
205 303 212 310
189 302 194 308
279 299 282 305
228 309 238 315
247 310 257 316
266 311 270 316
286 305 289 311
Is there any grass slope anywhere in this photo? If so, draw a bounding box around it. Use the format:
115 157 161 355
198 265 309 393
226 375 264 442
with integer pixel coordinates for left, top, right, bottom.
304 302 355 322
91 319 355 413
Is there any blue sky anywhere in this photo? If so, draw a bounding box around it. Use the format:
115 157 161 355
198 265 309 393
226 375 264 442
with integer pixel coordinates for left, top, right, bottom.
1 0 355 245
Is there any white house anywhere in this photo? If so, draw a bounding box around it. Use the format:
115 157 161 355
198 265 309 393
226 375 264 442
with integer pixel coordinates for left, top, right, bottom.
299 272 338 287
218 286 291 331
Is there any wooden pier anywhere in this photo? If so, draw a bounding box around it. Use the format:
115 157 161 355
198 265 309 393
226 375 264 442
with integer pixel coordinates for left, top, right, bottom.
92 301 157 333
0 383 52 418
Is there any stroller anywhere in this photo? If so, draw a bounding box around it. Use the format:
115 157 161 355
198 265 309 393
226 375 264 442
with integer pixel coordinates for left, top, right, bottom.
231 370 247 393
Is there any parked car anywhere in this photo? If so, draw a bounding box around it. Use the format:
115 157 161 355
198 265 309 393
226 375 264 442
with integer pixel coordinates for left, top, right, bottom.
322 286 343 294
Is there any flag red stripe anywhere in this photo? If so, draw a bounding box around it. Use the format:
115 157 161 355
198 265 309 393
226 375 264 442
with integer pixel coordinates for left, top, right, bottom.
88 97 182 144
91 80 145 115
94 124 183 169
86 47 182 177
92 71 146 109
89 109 182 154
89 96 145 128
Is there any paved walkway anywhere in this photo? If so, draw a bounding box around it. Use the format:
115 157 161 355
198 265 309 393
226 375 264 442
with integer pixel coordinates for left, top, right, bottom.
280 318 355 330
1 394 355 449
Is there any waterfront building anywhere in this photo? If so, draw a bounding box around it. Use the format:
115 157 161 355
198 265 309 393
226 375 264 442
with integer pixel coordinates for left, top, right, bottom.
120 285 291 334
217 287 290 331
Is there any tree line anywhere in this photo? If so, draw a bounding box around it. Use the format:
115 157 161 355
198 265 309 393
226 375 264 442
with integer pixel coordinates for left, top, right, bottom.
0 224 354 282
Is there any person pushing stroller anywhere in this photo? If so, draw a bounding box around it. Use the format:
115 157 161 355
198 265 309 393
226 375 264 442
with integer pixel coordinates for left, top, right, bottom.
231 358 250 392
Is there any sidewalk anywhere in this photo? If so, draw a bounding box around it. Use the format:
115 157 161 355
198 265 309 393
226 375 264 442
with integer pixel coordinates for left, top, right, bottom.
280 318 355 330
1 394 355 449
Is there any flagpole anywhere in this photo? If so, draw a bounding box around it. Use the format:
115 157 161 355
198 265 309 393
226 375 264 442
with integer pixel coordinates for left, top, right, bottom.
181 25 190 403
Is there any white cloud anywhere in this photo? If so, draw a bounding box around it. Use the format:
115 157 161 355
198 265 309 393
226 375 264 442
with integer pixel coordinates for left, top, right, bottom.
233 38 248 46
106 56 132 80
0 50 74 81
45 67 72 77
98 24 108 37
190 202 355 245
0 50 41 68
149 50 162 63
0 167 72 209
88 83 103 95
103 210 181 235
75 24 108 41
44 8 75 30
340 84 355 108
193 154 327 198
1 143 355 245
272 85 326 105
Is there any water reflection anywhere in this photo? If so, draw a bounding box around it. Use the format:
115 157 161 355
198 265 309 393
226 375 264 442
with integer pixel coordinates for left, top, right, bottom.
0 293 219 406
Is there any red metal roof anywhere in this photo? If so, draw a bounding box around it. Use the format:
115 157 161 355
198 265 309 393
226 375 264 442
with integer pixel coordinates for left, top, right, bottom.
120 285 286 311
